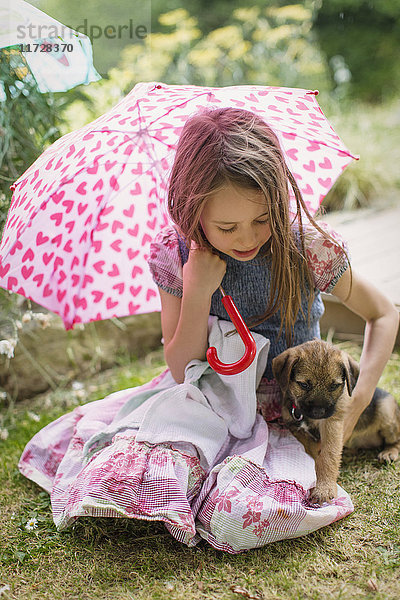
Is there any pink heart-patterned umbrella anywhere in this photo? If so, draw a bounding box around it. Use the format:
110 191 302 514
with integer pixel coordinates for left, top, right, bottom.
0 82 357 331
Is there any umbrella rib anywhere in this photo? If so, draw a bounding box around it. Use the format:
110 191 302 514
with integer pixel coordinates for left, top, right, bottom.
143 90 216 129
86 128 176 155
282 133 358 159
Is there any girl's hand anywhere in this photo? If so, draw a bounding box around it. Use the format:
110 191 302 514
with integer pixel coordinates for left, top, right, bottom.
183 242 226 298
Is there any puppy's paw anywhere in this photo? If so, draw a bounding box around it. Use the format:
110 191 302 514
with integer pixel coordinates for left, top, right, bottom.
378 447 399 463
308 482 338 505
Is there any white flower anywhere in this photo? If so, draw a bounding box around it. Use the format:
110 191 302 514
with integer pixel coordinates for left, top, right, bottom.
71 381 84 391
0 339 16 359
22 311 32 323
164 581 175 591
32 312 51 329
0 428 9 440
25 517 38 531
27 411 40 422
0 584 11 596
71 382 85 399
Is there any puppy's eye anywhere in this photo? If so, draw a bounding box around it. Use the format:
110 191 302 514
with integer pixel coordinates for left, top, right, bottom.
329 382 342 392
296 380 311 391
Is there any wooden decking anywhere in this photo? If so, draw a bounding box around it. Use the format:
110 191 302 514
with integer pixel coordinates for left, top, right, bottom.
319 202 400 345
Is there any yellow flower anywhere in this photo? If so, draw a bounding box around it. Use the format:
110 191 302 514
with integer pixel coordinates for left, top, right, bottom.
228 41 251 61
233 7 260 23
261 25 295 45
252 20 271 43
158 9 191 27
207 26 242 49
266 4 311 22
14 65 29 80
187 47 221 67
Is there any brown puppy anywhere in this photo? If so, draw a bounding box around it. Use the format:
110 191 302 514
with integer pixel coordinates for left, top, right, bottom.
272 340 400 505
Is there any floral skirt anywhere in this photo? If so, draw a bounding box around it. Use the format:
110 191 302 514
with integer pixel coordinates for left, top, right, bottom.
19 371 354 554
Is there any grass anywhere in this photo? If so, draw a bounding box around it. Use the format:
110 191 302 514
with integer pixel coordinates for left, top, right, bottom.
322 98 400 212
1 342 400 600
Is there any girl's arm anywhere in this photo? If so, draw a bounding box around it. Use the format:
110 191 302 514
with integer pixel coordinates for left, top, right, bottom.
159 246 227 383
331 268 399 442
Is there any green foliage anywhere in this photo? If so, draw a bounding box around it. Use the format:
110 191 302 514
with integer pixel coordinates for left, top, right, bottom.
61 5 331 129
123 5 330 89
322 98 400 211
34 0 400 104
315 0 400 103
176 0 400 105
37 0 308 76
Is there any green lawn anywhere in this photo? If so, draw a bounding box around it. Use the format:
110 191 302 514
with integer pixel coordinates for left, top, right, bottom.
1 343 400 600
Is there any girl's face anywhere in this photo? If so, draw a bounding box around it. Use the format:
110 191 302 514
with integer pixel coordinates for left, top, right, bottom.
200 182 271 261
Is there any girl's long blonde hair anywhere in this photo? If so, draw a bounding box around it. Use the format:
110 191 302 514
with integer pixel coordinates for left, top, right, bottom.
168 107 349 343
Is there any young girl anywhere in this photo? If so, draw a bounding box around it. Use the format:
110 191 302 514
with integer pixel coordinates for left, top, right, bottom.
149 107 398 441
19 107 398 554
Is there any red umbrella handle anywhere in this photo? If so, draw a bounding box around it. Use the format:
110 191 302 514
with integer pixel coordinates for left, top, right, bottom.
206 287 257 375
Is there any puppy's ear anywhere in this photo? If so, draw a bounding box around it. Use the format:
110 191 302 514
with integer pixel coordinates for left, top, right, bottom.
272 349 299 389
342 353 359 396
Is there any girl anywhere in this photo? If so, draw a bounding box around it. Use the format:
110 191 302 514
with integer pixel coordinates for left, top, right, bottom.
19 107 398 554
149 107 398 442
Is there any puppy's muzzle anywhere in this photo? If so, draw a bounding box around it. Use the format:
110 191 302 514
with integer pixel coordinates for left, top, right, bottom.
298 401 336 420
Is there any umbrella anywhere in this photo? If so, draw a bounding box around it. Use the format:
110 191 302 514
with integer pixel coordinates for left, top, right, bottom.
0 0 100 95
0 82 357 335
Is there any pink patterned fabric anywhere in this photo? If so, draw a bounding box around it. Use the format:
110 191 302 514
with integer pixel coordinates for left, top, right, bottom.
19 366 354 554
0 82 357 328
148 227 183 298
304 221 350 293
256 378 283 422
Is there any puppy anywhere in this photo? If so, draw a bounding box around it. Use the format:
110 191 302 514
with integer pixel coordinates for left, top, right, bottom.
272 340 400 505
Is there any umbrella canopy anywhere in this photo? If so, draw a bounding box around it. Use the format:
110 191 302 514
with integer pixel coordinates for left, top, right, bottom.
0 0 100 94
0 81 357 329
